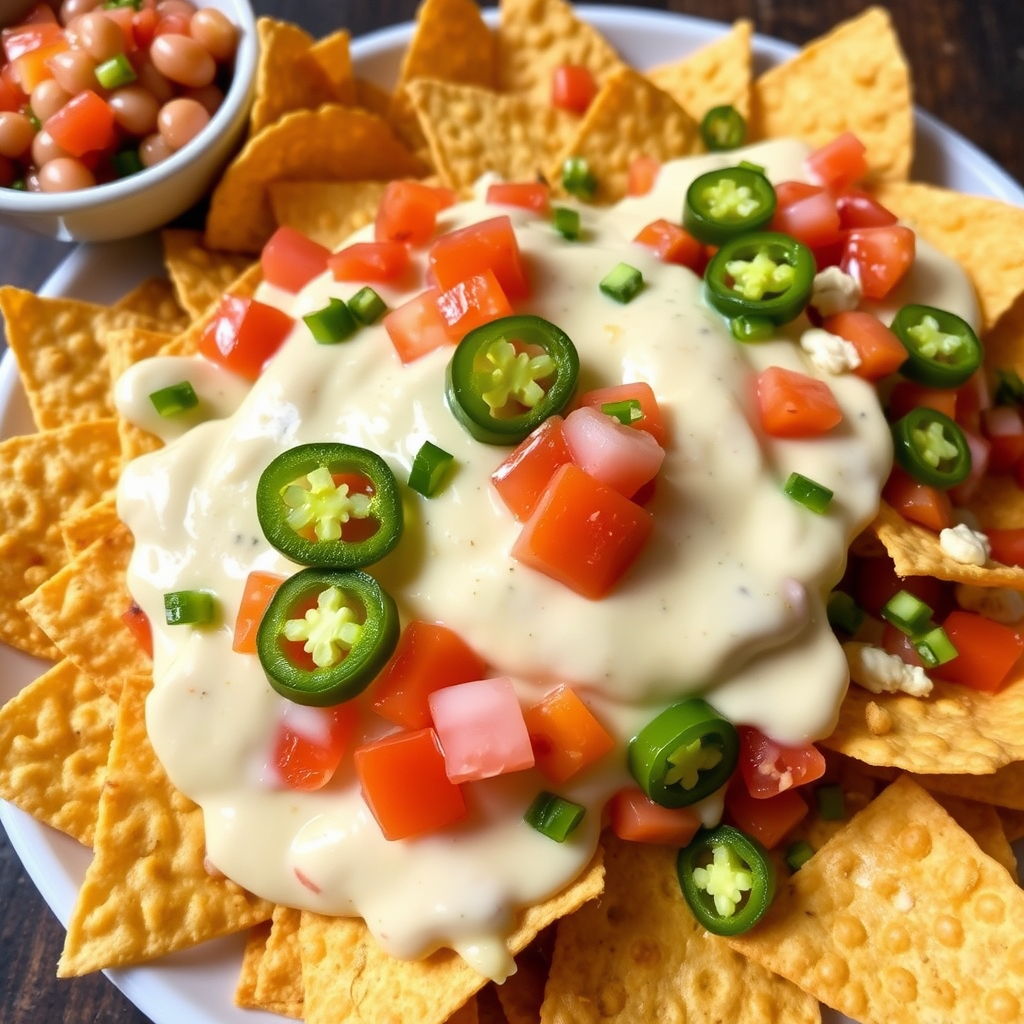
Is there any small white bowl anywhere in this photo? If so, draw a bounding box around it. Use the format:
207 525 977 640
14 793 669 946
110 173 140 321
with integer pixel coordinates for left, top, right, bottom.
0 0 256 242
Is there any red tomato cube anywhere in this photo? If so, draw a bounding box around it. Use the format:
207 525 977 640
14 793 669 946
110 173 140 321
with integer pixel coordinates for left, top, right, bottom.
577 382 667 445
737 727 826 799
382 287 452 363
486 181 550 214
329 240 410 283
523 684 615 784
841 225 915 300
823 311 908 381
199 294 294 380
551 64 597 114
627 155 661 197
435 269 513 341
43 89 115 157
261 226 331 293
633 219 704 272
804 131 869 192
608 787 701 846
273 703 359 792
429 215 530 301
756 366 842 438
375 179 457 246
725 780 808 849
491 415 574 522
933 611 1024 693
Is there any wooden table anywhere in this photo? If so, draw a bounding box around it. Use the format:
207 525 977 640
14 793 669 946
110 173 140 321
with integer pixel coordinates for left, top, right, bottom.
1 1 1020 1020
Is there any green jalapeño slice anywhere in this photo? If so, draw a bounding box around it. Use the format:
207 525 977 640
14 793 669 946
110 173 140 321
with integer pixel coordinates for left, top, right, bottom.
699 105 747 152
890 407 971 490
890 303 983 389
257 568 400 706
257 443 403 568
628 699 739 808
445 314 579 445
683 166 776 246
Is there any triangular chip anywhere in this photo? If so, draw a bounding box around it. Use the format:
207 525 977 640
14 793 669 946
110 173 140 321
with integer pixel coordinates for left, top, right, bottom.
235 921 273 1013
269 180 387 250
937 794 1020 881
0 660 115 847
59 673 273 975
205 105 428 252
112 278 188 332
253 905 304 1019
308 29 356 106
298 850 604 1024
728 777 1024 1024
60 497 120 557
647 20 754 121
549 67 702 203
750 8 912 182
161 229 255 321
898 761 1024 811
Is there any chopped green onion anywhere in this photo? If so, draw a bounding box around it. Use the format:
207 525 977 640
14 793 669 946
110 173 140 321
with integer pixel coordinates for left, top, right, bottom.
826 591 864 635
149 381 199 417
561 156 597 201
408 440 454 497
730 315 774 342
815 783 845 821
880 589 933 636
10 179 26 191
738 160 766 174
95 53 137 89
524 791 585 842
552 206 581 240
303 298 357 344
783 472 833 513
348 286 386 325
26 109 41 131
601 398 642 426
785 839 815 872
103 0 142 8
600 262 643 304
164 590 215 626
111 149 144 178
994 368 1024 407
913 625 958 668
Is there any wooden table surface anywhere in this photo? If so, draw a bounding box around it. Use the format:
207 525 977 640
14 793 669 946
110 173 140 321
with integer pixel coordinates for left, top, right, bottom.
0 1 1021 1020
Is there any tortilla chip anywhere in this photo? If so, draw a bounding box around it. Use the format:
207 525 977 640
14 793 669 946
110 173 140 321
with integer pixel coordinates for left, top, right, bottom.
58 673 272 976
497 0 625 103
112 278 188 332
205 105 428 253
0 660 115 847
550 67 702 203
253 905 304 1019
298 850 604 1024
494 935 550 1024
901 761 1024 811
356 77 395 121
870 180 1024 331
161 230 256 321
647 20 754 122
937 794 1019 882
235 921 273 1012
728 777 1024 1024
269 180 387 250
60 498 120 557
999 808 1024 843
750 7 912 182
309 29 357 106
250 18 339 137
407 78 577 193
0 420 120 658
20 524 147 702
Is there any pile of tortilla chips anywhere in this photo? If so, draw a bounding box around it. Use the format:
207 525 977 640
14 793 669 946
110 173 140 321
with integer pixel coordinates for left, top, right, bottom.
2 1 1024 1022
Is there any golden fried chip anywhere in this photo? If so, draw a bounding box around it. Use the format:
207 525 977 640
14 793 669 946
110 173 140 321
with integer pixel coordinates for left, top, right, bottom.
494 935 549 1024
550 67 701 203
161 230 256 321
252 906 303 1019
0 420 120 658
298 851 604 1024
999 808 1024 843
497 0 624 103
250 18 339 137
647 20 753 121
205 105 428 253
60 498 120 557
20 524 147 702
966 473 1024 530
542 834 820 1024
871 180 1024 331
750 7 912 182
356 77 395 121
0 660 115 847
728 777 1024 1023
407 78 577 193
269 180 387 250
112 278 189 332
937 794 1019 881
902 761 1024 811
235 921 272 1012
59 673 272 976
309 29 357 106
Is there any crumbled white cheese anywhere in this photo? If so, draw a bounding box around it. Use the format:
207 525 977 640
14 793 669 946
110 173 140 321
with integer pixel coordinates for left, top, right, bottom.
800 327 861 375
955 584 1024 624
843 642 933 697
810 266 861 317
939 523 991 566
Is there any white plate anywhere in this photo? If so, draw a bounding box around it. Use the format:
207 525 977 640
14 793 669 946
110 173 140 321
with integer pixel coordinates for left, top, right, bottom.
1 7 1022 1024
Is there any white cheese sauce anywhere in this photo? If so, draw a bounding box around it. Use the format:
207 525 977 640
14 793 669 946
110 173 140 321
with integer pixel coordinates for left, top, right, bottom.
115 140 977 979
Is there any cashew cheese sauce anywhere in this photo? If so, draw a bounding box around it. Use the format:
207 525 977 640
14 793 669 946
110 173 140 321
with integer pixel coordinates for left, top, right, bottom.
115 140 978 979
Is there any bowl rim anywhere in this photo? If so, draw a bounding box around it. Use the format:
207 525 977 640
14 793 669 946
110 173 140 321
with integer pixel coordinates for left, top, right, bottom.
0 0 257 215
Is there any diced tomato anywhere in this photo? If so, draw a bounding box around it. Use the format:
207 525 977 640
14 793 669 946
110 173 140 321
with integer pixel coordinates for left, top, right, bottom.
881 621 926 668
982 406 1024 473
577 382 667 446
429 215 529 301
608 787 701 846
261 227 331 293
737 727 826 799
0 65 26 113
725 779 808 850
855 554 953 621
881 467 953 532
947 426 990 505
20 4 58 25
2 20 62 63
561 406 665 498
382 287 452 363
274 703 359 792
986 528 1024 569
199 294 295 380
522 684 615 783
756 365 842 438
132 7 159 49
627 155 661 197
354 727 467 840
770 183 842 250
44 89 116 157
823 311 907 381
955 369 992 423
804 131 869 192
491 415 574 521
933 611 1024 693
841 225 915 300
232 571 286 654
551 64 597 114
633 219 703 273
511 463 653 600
375 179 457 246
836 189 898 230
486 181 550 214
329 240 410 283
371 620 488 731
888 380 958 421
12 37 68 93
435 269 513 341
121 601 152 659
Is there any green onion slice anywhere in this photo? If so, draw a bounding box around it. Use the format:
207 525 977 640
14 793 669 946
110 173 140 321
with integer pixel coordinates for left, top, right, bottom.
815 783 845 821
524 791 585 842
303 298 357 344
913 625 958 668
599 262 643 304
826 591 864 635
601 398 642 425
149 380 199 418
785 839 815 872
164 589 215 626
783 472 833 513
552 206 581 240
561 157 597 201
880 590 933 636
409 441 454 497
348 286 386 325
